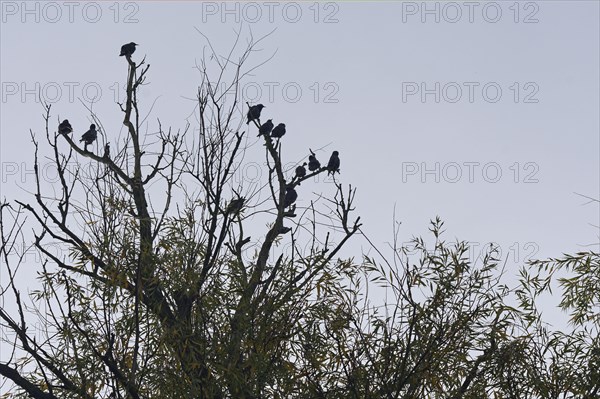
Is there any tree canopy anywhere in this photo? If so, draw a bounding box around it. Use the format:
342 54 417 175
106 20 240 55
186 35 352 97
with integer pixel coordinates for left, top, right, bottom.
1 38 598 399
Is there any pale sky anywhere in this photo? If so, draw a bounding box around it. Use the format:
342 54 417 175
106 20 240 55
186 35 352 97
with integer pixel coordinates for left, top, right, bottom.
1 1 599 330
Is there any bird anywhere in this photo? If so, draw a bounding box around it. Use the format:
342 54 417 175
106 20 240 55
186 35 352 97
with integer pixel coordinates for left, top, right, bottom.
226 197 245 215
119 42 138 57
308 155 321 172
58 119 72 135
247 104 265 125
103 142 110 159
257 119 274 137
80 124 97 150
326 151 340 175
295 163 307 179
271 123 286 139
283 186 298 208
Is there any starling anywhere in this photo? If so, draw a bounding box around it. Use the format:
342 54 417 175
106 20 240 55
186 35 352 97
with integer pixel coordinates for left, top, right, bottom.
271 123 286 139
283 186 298 208
257 119 274 137
247 104 265 125
295 163 307 179
308 155 321 172
119 42 138 57
80 124 97 149
103 142 110 159
326 151 340 175
58 119 72 135
226 197 245 215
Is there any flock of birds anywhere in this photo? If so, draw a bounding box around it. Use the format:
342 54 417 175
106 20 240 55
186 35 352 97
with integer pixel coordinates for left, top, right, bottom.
246 103 341 212
55 43 341 222
58 119 100 152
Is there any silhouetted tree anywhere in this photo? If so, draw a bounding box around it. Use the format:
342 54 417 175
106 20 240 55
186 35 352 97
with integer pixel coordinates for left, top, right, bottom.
1 36 598 399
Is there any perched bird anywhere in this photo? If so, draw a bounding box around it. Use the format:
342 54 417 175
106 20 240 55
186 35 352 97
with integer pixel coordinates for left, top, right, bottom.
58 119 72 135
80 124 97 150
226 197 245 215
103 142 110 159
308 155 321 172
283 186 298 208
119 42 138 57
271 123 286 139
295 163 307 179
326 151 340 175
258 119 274 137
247 104 265 125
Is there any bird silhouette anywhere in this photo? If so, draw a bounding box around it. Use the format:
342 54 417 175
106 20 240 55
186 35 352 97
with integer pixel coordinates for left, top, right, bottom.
247 104 265 125
308 155 321 172
283 186 298 208
258 119 274 137
295 163 307 179
80 124 97 151
58 119 72 135
226 197 245 215
103 143 110 159
271 123 286 139
119 42 138 57
326 151 340 175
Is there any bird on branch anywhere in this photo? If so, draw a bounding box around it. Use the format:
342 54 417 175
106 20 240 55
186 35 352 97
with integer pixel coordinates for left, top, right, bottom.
226 197 246 215
295 163 307 180
58 119 72 135
120 42 138 57
326 151 340 176
258 119 274 137
80 124 97 151
271 123 286 139
247 104 265 125
308 154 321 172
283 186 298 209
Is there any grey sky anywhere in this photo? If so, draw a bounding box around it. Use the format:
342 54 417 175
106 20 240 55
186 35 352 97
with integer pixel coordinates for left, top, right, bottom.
1 1 599 329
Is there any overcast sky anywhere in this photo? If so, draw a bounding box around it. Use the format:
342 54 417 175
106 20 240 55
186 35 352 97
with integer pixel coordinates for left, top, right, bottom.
1 1 599 329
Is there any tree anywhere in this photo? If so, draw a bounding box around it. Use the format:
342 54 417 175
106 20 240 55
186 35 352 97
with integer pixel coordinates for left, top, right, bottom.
1 35 361 398
1 37 598 398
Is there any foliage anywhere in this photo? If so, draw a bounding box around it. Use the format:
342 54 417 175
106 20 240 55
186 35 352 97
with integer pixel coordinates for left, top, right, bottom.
1 37 597 398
